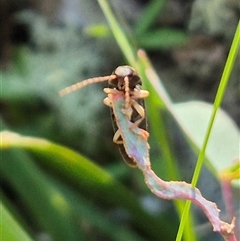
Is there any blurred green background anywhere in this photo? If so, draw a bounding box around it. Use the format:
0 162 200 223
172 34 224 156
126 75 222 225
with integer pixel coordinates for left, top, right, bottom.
1 0 239 241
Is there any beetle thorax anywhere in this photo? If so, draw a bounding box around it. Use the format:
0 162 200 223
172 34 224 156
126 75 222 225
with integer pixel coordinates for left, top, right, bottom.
115 65 135 77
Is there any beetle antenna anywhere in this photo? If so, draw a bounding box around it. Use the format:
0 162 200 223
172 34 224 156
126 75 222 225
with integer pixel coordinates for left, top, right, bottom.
59 75 116 96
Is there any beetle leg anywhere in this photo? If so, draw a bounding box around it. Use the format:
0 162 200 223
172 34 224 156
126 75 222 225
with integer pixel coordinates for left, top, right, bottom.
120 98 146 127
131 90 149 99
121 106 133 120
113 129 124 144
103 88 122 94
131 99 145 118
129 99 146 129
103 97 112 107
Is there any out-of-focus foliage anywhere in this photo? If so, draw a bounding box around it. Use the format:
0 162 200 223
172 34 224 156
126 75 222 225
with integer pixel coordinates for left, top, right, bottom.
1 0 239 241
189 0 239 42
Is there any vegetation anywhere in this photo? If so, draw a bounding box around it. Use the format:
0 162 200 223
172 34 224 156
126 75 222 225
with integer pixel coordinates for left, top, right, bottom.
1 0 239 240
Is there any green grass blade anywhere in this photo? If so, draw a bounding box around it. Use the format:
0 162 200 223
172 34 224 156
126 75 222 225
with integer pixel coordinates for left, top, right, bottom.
137 28 188 50
53 178 147 241
1 130 174 240
96 1 196 239
2 149 85 241
176 20 240 241
137 51 197 241
1 135 148 241
134 0 167 35
97 0 136 64
214 21 240 109
1 201 34 241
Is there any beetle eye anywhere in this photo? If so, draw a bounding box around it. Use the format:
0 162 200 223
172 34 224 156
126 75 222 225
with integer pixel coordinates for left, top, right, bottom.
129 75 141 89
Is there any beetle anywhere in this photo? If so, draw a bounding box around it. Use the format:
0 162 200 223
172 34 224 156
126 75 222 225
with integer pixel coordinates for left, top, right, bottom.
102 89 150 168
60 65 149 166
104 66 149 166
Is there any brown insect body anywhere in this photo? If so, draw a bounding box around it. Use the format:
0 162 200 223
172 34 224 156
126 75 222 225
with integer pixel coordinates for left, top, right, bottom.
60 65 147 167
108 66 147 166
